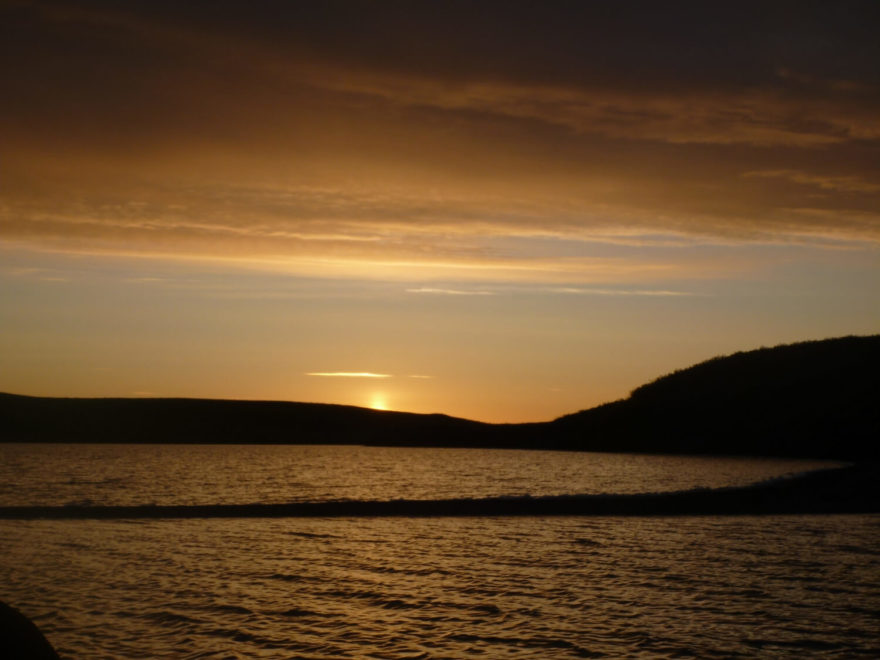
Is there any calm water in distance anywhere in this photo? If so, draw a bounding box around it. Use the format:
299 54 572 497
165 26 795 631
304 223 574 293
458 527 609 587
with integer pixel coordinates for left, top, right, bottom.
0 443 842 507
1 444 877 658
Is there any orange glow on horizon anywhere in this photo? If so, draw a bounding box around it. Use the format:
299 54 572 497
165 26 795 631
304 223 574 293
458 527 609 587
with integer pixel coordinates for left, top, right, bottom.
369 393 389 411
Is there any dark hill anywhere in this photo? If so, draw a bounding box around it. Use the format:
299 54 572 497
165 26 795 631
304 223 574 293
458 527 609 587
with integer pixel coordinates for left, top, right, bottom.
551 335 879 460
0 394 496 447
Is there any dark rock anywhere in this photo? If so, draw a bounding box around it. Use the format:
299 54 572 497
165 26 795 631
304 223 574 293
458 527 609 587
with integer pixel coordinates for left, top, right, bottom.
0 601 61 660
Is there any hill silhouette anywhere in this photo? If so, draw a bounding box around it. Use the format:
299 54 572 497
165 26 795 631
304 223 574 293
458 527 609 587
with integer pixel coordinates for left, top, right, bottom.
550 335 879 460
2 335 878 460
0 394 493 447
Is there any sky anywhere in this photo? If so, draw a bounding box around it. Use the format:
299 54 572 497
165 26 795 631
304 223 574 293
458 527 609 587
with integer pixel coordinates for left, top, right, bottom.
2 0 879 422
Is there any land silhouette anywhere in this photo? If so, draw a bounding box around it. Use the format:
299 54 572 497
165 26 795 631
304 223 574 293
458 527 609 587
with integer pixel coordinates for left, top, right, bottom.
1 335 878 517
1 335 877 461
550 334 878 461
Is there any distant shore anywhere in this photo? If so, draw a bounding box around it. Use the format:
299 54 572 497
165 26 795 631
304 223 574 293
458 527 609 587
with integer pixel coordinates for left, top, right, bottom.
3 335 878 461
1 464 876 519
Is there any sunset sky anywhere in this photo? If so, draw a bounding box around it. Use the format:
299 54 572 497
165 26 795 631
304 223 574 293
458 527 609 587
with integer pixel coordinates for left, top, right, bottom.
2 0 878 422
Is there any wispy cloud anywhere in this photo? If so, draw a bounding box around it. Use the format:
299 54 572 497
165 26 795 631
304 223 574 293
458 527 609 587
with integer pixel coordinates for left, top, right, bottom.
404 285 698 297
743 170 880 193
305 372 392 378
3 0 879 282
548 287 697 297
318 71 878 147
405 287 495 296
305 371 431 380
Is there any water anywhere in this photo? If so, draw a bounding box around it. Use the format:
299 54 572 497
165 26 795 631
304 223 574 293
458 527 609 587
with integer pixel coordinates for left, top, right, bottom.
1 444 878 658
0 443 840 507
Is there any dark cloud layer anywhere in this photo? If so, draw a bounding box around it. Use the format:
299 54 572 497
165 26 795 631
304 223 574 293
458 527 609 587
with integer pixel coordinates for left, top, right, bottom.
10 1 880 83
2 0 879 267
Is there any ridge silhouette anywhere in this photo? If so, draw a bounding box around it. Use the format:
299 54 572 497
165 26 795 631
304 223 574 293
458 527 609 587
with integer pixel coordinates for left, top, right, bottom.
2 335 877 460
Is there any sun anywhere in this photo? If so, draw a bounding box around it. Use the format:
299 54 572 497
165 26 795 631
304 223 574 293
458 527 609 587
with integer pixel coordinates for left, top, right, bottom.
369 393 389 411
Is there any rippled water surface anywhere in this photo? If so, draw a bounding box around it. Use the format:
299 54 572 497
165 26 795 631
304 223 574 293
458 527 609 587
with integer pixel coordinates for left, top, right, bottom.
0 444 875 658
0 443 839 506
3 516 879 658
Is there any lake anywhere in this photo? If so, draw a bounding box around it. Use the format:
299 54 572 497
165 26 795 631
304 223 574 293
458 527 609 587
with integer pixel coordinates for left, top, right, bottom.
1 444 877 658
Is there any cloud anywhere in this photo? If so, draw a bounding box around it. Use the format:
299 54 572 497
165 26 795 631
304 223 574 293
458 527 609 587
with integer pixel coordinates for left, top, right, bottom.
2 0 878 276
406 288 494 296
311 71 879 147
7 2 878 150
743 170 880 193
548 288 696 297
305 372 392 378
404 285 698 297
